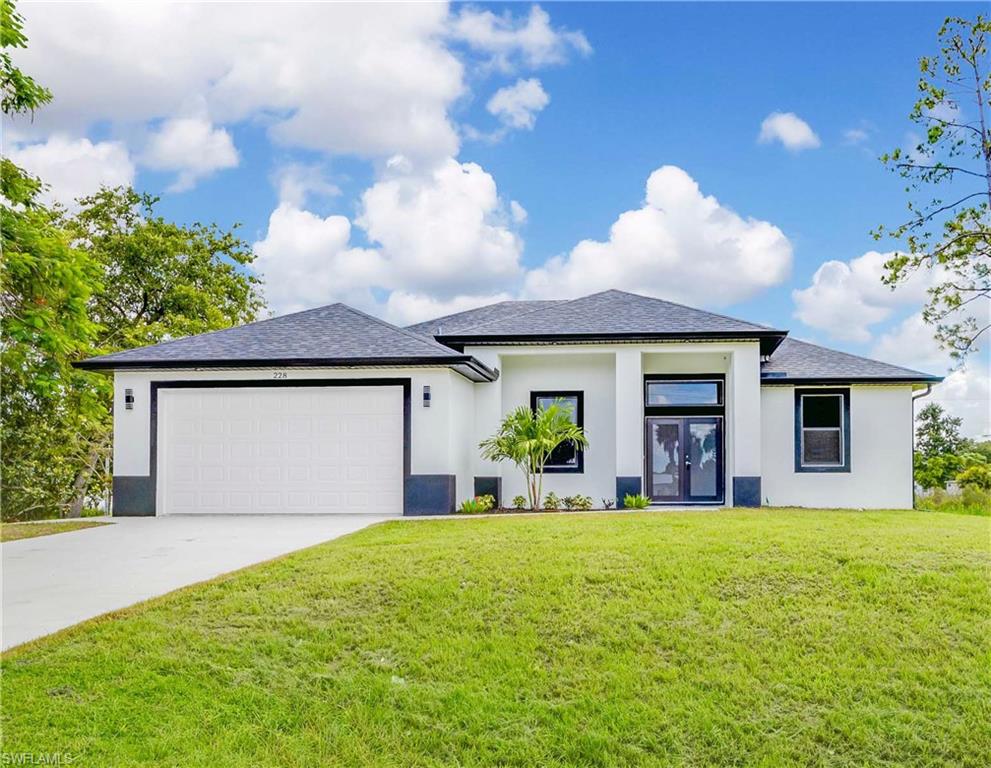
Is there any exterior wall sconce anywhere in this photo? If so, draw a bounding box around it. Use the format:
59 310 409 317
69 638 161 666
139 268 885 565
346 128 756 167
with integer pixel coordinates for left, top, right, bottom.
423 385 431 408
124 388 134 410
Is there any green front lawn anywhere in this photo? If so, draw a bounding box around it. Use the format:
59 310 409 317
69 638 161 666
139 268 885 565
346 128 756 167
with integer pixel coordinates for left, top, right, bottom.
1 520 110 542
2 509 988 766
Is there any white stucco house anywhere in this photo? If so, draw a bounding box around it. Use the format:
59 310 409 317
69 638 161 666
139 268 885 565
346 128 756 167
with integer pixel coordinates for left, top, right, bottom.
76 290 941 516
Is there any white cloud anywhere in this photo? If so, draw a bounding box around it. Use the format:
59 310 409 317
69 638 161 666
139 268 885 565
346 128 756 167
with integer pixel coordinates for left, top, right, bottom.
253 156 523 313
872 312 991 439
6 134 135 208
252 202 383 315
510 200 528 224
523 165 792 305
449 5 591 71
358 158 523 297
792 251 936 342
14 3 466 165
758 111 821 152
843 128 869 145
141 116 238 191
384 290 514 326
487 78 549 130
272 163 341 208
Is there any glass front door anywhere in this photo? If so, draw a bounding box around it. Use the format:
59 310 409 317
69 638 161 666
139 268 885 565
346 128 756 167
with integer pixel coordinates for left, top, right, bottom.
646 417 723 503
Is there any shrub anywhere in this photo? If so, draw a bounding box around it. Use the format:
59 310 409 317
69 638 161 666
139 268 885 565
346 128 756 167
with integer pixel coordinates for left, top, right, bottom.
563 494 593 511
623 493 651 510
917 487 990 516
957 464 991 491
543 492 561 511
511 495 527 510
601 498 615 510
458 494 495 514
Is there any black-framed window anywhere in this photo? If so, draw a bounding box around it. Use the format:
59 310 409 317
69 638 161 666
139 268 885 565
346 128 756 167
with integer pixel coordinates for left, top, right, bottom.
530 391 584 473
795 388 850 473
646 379 723 407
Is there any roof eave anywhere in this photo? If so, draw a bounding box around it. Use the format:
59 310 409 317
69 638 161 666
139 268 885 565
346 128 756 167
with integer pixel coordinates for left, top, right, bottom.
437 330 787 355
760 375 944 385
72 355 500 382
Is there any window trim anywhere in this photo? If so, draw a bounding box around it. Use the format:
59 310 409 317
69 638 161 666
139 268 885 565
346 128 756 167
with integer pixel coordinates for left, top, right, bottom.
794 388 851 473
530 390 584 474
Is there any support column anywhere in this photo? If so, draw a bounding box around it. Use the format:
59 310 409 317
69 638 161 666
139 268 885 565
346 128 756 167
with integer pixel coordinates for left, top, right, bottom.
615 349 643 506
730 345 762 506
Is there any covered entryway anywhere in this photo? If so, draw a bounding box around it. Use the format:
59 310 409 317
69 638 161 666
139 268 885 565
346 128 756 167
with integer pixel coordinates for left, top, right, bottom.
156 385 405 515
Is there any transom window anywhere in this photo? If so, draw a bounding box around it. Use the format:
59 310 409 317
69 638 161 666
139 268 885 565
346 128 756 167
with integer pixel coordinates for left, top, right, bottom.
646 380 722 406
530 391 583 473
795 389 850 472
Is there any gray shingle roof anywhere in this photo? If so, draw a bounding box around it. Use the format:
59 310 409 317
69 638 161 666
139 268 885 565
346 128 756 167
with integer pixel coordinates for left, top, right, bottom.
434 289 784 342
761 338 942 383
406 300 563 336
77 303 475 369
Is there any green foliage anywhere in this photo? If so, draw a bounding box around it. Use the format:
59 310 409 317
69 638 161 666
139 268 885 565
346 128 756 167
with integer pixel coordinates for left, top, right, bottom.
917 486 991 515
914 452 962 491
875 15 991 359
0 4 265 521
511 495 527 510
916 402 965 458
479 400 589 510
956 463 991 490
1 185 265 520
0 0 51 115
458 495 495 515
912 403 969 490
563 494 593 511
542 492 561 511
623 493 651 509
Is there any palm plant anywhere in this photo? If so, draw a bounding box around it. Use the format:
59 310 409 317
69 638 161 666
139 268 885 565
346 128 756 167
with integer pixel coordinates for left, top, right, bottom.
479 400 589 510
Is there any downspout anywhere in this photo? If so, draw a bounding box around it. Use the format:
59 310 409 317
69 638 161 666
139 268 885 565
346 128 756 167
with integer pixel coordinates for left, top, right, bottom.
910 384 934 508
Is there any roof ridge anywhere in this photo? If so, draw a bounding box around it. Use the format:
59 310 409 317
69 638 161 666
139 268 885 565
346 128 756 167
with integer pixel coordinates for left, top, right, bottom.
774 337 936 377
448 296 583 334
340 303 462 356
406 300 513 331
604 288 782 331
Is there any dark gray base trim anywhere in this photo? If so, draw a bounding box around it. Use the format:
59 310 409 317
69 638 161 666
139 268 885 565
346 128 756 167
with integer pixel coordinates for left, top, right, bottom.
405 474 456 516
732 476 762 508
112 476 156 517
616 477 642 508
473 476 501 506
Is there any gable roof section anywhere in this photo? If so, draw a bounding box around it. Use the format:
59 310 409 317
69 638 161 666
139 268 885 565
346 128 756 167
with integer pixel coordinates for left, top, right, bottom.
406 300 563 336
433 290 787 354
74 303 497 381
761 337 942 384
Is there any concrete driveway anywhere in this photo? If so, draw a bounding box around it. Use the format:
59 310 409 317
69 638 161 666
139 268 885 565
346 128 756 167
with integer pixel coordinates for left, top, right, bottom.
1 514 392 651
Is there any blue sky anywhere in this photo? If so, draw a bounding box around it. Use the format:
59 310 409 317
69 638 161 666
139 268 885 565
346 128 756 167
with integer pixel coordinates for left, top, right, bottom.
9 2 989 435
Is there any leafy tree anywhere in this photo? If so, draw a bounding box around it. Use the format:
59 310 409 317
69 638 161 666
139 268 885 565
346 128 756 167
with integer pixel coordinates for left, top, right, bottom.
50 189 265 517
956 462 991 490
876 15 991 359
479 401 589 511
916 402 965 457
0 0 265 519
0 0 101 518
0 0 51 115
913 402 966 490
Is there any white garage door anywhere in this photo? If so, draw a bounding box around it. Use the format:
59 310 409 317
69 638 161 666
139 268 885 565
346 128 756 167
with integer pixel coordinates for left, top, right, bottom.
157 386 404 515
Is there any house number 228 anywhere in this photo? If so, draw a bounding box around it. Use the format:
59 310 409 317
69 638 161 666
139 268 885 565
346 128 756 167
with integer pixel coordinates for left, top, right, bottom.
273 371 288 379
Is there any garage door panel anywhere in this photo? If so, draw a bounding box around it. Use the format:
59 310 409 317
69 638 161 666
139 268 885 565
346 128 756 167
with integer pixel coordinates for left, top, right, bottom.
159 386 403 515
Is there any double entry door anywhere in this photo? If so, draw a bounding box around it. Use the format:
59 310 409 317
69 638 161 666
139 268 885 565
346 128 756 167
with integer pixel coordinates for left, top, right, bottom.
646 417 723 503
